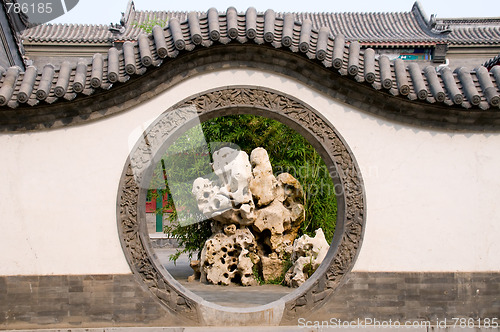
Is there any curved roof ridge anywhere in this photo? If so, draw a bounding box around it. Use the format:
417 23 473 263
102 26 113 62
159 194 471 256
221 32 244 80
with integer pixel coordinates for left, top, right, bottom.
0 7 499 116
411 1 430 26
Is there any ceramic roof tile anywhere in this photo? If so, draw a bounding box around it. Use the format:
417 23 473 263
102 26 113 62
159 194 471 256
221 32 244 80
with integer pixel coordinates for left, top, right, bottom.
379 55 393 90
0 66 20 106
90 53 103 88
457 67 481 106
263 9 275 43
138 34 153 66
332 34 345 69
477 66 500 106
347 41 360 76
123 41 136 75
245 7 257 39
17 65 36 103
1 7 499 112
54 61 71 97
408 63 428 100
73 61 87 93
423 66 446 102
315 26 329 61
188 12 203 44
208 8 220 41
394 58 411 96
441 67 464 105
152 25 168 58
226 7 238 39
36 64 54 101
363 48 376 83
107 47 120 83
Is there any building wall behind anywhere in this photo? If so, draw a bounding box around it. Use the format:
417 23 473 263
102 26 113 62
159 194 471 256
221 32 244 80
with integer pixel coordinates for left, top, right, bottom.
0 68 499 327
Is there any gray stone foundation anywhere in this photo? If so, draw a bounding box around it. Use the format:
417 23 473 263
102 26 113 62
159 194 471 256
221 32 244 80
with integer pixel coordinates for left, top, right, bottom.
1 272 498 329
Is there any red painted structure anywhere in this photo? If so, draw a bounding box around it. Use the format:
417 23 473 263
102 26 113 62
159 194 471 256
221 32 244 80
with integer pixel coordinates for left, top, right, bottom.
145 190 172 213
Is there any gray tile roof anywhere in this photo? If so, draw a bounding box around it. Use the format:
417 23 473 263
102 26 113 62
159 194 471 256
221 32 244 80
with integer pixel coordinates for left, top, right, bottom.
20 2 500 47
1 7 499 111
22 23 115 43
280 11 443 45
431 18 500 45
21 10 180 43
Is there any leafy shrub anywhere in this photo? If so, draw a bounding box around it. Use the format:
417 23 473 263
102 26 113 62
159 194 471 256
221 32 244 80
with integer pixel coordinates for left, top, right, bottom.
132 16 167 33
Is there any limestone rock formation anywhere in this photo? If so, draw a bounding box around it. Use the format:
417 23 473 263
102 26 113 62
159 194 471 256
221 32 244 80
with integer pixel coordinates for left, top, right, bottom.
192 147 256 226
249 147 278 206
187 260 201 282
284 228 330 287
191 146 308 286
276 172 305 244
199 224 259 286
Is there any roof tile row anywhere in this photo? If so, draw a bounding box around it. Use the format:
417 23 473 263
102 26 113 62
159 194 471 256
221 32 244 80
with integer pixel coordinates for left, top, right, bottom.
21 4 500 47
2 7 500 110
23 23 115 43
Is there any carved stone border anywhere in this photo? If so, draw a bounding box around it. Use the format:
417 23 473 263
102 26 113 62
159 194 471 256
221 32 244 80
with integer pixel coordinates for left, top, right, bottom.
117 86 365 325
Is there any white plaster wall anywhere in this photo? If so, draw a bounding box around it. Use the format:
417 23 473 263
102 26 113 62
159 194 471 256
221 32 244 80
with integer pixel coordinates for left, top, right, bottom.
1 68 499 275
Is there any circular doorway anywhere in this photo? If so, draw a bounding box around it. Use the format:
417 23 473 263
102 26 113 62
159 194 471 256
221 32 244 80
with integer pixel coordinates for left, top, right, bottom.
117 86 365 325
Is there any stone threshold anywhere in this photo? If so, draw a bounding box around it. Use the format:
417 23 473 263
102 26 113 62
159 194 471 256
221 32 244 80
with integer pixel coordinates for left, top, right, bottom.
6 326 500 332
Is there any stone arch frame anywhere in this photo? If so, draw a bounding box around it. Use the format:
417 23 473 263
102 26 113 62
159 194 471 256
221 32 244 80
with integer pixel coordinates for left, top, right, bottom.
117 86 366 325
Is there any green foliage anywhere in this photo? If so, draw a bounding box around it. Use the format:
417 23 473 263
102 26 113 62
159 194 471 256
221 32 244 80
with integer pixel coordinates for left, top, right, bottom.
251 255 293 286
149 125 213 261
266 257 294 285
132 15 167 33
252 264 265 285
149 114 337 262
303 256 318 278
163 218 212 262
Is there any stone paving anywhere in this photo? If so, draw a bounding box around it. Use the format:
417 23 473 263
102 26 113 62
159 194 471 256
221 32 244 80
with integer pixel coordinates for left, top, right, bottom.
156 247 293 307
8 326 493 331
